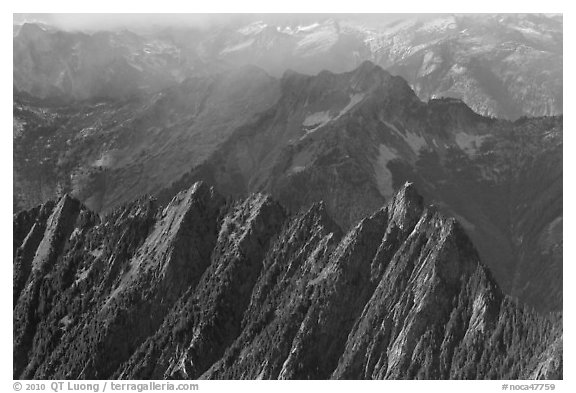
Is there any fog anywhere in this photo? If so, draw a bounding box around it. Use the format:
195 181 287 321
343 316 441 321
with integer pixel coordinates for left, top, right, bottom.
13 13 425 32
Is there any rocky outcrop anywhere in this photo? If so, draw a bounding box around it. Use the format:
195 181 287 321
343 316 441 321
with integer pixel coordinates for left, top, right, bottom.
14 54 562 313
13 182 226 379
14 182 562 380
334 208 498 379
158 62 561 313
117 193 286 379
13 201 56 306
201 201 342 379
14 194 86 377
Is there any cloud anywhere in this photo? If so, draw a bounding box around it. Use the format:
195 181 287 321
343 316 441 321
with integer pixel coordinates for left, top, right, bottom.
14 14 248 31
13 13 415 32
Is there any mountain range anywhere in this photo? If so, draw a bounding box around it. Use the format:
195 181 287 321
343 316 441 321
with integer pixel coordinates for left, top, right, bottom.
14 14 562 119
15 60 561 312
13 13 563 380
13 183 562 379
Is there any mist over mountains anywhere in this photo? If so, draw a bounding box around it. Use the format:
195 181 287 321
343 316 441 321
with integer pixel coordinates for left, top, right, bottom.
13 13 562 380
14 13 562 118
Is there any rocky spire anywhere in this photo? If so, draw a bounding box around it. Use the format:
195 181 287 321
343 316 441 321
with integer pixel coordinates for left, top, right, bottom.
13 184 562 380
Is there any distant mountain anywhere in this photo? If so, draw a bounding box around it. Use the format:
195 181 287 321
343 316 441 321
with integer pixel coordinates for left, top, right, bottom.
14 14 562 119
201 14 563 119
12 14 563 381
14 61 562 312
13 182 562 379
364 14 563 119
160 62 562 313
13 66 279 212
13 22 191 101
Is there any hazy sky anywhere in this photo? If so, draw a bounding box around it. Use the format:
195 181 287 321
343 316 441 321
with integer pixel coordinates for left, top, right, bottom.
13 13 428 32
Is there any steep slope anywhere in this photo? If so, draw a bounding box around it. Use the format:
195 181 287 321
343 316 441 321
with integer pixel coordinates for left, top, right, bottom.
366 14 562 119
164 14 563 119
160 62 562 312
13 200 56 305
159 61 427 223
199 201 343 379
14 195 90 377
332 201 558 379
13 66 279 213
117 193 286 379
13 182 225 379
399 116 563 312
13 182 561 379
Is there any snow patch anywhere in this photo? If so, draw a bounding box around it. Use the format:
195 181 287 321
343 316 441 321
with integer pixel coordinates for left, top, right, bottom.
294 23 338 56
297 23 320 32
339 93 365 116
279 26 295 35
303 111 333 128
419 50 443 77
511 26 544 38
382 120 427 152
220 39 256 54
301 93 365 137
451 63 467 74
417 16 457 33
93 153 112 168
238 21 268 35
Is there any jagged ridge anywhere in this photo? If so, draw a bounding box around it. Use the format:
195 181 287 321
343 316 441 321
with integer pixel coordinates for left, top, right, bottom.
157 62 561 313
13 182 561 380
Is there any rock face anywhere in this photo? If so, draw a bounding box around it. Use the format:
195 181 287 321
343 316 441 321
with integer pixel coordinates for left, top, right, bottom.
13 182 224 379
117 194 286 379
211 14 562 119
160 62 562 313
14 195 89 377
372 14 562 120
13 182 562 380
13 200 56 305
14 30 562 314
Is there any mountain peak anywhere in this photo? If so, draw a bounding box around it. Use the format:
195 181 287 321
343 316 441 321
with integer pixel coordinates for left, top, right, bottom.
14 176 562 380
166 181 215 210
17 23 49 39
350 61 392 87
355 59 379 73
386 182 424 232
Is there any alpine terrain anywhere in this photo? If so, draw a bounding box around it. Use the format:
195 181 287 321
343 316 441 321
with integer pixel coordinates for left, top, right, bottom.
13 183 562 379
13 13 562 380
